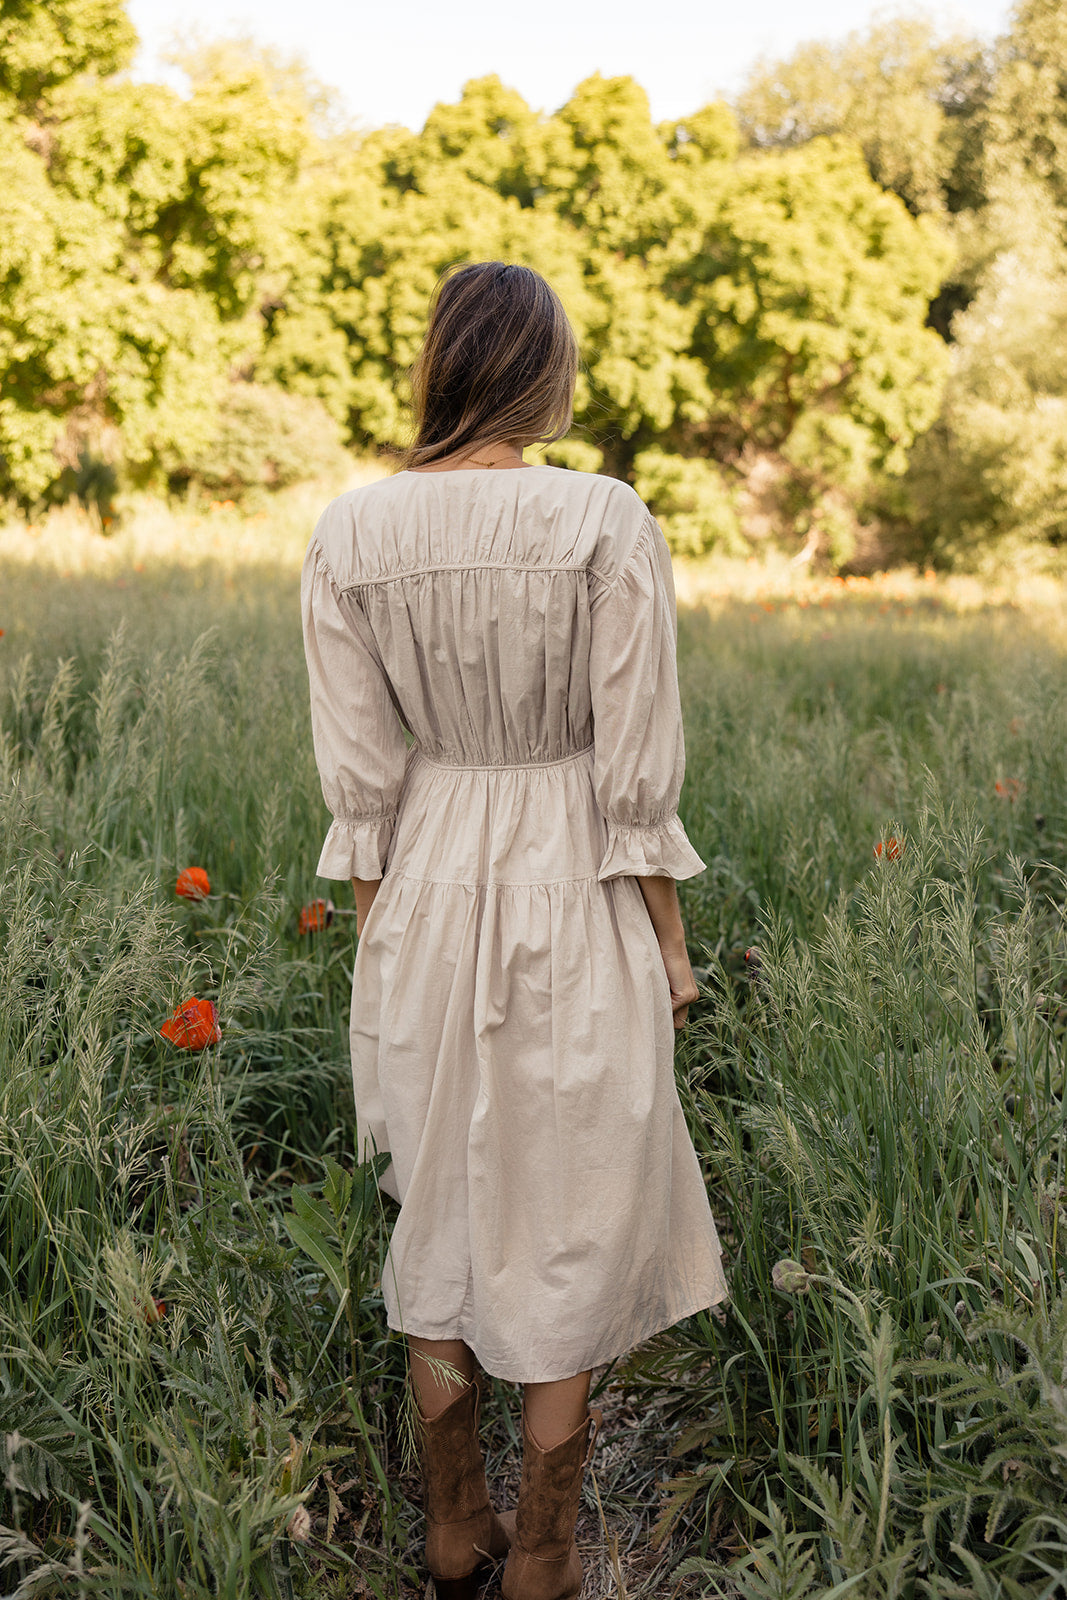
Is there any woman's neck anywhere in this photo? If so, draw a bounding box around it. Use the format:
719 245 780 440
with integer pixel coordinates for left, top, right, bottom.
409 443 529 473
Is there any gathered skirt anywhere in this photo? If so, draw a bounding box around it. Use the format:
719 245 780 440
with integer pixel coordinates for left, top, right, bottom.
348 743 728 1384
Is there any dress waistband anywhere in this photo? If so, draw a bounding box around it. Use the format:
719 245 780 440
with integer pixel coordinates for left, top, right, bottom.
413 742 595 773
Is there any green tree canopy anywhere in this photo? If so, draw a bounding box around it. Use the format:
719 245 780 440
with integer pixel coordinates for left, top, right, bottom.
682 137 951 472
735 17 989 216
984 0 1067 224
265 71 946 515
0 41 319 501
905 217 1067 562
3 0 1049 569
0 0 136 105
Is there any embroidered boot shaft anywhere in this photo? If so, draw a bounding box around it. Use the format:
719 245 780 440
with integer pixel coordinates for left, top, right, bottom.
416 1378 510 1597
500 1406 602 1600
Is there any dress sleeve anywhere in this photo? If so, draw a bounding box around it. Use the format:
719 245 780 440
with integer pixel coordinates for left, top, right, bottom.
588 511 708 882
301 537 411 880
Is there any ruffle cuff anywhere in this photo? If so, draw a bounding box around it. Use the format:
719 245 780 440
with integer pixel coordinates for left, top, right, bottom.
597 814 708 882
316 812 397 880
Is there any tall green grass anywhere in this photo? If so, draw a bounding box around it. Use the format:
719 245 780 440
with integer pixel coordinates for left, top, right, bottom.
650 600 1067 1594
1 506 1066 1596
1 541 419 1598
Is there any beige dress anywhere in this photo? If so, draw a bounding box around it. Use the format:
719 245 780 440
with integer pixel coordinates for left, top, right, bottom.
301 464 728 1383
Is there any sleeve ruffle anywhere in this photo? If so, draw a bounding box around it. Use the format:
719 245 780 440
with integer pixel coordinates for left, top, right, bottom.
315 811 398 880
598 814 707 882
589 512 708 883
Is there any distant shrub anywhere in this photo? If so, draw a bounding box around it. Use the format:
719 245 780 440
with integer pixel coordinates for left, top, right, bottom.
175 383 351 498
906 397 1067 568
53 446 119 531
633 447 746 557
904 239 1067 568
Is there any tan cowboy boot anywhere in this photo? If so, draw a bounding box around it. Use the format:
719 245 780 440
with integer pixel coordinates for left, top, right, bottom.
499 1405 602 1600
416 1377 511 1599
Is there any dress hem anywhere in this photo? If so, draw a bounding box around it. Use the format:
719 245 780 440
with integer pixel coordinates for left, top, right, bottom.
383 1279 731 1385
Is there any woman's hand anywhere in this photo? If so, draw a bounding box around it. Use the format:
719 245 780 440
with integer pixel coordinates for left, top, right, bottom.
659 940 701 1029
634 876 700 1029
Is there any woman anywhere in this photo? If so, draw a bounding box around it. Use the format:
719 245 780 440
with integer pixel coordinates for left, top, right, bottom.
302 261 727 1600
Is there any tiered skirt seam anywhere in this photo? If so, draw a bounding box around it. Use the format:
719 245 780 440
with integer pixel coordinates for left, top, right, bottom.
385 868 603 890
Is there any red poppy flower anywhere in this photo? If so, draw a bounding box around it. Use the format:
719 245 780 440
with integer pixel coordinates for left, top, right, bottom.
995 778 1023 802
176 867 211 901
160 998 221 1051
874 837 904 860
298 898 335 934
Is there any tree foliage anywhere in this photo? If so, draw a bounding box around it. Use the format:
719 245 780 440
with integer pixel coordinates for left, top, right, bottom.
734 3 1067 565
0 0 136 106
984 0 1067 223
1 0 1066 567
735 16 989 216
905 222 1067 563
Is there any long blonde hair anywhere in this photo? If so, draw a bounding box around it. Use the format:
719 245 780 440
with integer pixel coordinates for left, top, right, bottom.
403 262 578 469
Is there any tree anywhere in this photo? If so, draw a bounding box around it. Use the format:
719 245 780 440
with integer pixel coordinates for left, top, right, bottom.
0 13 964 563
0 0 136 105
735 17 989 217
0 42 320 503
0 93 230 502
672 136 951 558
260 75 722 473
898 0 1067 566
905 219 1067 564
983 0 1067 225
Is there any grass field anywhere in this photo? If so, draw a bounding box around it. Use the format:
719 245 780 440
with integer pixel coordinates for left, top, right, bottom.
2 482 1066 1599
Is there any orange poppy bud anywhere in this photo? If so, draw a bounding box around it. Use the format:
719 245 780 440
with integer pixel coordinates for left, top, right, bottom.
874 838 903 860
176 867 211 901
160 997 221 1051
298 898 335 934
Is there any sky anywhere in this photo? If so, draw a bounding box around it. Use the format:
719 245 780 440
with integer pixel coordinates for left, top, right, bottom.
127 0 1015 132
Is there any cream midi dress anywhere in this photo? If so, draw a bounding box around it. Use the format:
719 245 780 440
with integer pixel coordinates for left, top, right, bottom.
301 465 728 1384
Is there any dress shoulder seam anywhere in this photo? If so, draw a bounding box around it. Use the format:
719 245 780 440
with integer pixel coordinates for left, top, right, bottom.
306 536 340 589
589 511 662 597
